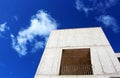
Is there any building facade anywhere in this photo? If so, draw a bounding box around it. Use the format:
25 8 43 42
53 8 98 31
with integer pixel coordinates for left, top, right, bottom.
35 27 120 78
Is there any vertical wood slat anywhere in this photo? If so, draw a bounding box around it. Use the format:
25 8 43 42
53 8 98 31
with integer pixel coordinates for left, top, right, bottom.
60 64 93 75
60 49 93 75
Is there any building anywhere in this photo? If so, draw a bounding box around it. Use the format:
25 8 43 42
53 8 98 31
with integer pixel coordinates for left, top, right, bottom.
35 27 120 78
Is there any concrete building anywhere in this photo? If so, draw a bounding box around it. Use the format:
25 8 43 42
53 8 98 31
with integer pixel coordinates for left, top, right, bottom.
35 27 120 78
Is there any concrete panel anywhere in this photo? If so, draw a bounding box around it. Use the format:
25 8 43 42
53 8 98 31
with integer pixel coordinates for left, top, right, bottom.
36 48 61 75
106 46 120 74
51 49 62 75
96 46 116 74
99 27 111 46
91 47 103 75
34 75 50 78
47 27 109 48
58 30 68 47
46 30 59 48
93 28 109 46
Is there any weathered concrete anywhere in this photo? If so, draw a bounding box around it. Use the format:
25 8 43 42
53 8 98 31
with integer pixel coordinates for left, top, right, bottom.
35 27 120 78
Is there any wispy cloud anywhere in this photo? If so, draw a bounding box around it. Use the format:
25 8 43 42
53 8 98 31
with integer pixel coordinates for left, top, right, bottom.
97 15 119 33
0 23 9 32
75 0 119 33
105 0 118 8
75 0 118 15
0 23 9 37
11 10 58 56
75 0 93 15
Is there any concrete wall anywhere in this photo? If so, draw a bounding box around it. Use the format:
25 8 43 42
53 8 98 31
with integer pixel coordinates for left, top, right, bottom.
35 27 120 78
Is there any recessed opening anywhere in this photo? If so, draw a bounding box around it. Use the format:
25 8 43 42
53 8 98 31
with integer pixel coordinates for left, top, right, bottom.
118 58 120 62
59 48 93 75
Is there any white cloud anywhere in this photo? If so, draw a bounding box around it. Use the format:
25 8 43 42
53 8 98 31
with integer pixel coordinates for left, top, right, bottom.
11 34 27 56
31 41 44 53
0 23 9 37
11 10 58 56
105 0 118 8
0 23 9 32
75 0 84 11
75 0 118 15
97 15 119 33
75 0 119 33
75 0 93 15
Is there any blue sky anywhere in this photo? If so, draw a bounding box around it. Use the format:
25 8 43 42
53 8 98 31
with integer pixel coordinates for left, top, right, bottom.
0 0 120 78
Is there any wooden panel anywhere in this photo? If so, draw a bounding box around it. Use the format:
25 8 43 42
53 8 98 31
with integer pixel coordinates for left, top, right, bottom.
59 48 93 75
